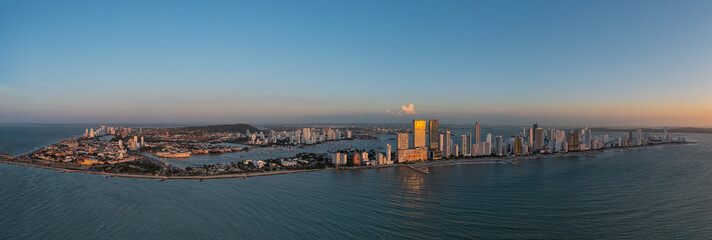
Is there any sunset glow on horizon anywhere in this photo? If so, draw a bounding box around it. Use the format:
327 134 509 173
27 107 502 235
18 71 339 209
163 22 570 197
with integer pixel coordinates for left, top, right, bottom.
2 0 712 127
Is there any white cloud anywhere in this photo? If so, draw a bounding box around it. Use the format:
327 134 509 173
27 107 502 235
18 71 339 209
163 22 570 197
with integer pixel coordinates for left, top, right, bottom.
396 104 417 115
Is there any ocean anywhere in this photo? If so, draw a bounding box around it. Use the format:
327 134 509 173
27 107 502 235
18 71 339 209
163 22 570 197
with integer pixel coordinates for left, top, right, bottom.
1 124 711 239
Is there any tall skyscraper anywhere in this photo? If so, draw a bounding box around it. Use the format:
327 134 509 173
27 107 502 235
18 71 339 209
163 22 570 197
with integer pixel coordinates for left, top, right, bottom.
444 129 452 158
515 136 523 155
387 144 391 163
528 128 533 147
474 121 481 144
532 123 539 147
428 119 442 159
428 119 439 150
534 128 544 150
461 135 468 156
413 119 427 149
439 134 444 152
397 133 409 150
495 136 504 156
567 131 580 151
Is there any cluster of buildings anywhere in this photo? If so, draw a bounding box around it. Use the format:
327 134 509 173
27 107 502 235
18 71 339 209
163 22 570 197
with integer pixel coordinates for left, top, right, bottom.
331 120 689 165
247 128 352 145
331 147 394 166
28 137 138 166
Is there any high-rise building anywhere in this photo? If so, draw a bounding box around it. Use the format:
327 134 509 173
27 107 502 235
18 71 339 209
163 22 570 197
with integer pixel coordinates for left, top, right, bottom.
439 134 444 152
428 119 442 159
362 152 369 163
428 119 439 150
461 135 468 156
495 136 504 156
444 129 452 158
664 126 670 142
397 133 409 150
567 131 580 151
352 152 362 166
528 128 533 148
515 136 523 155
474 121 481 144
387 144 392 163
467 133 472 155
332 152 342 165
413 119 426 149
534 128 544 151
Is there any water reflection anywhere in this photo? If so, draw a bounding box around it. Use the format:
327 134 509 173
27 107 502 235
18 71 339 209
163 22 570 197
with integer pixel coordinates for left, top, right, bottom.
388 167 429 218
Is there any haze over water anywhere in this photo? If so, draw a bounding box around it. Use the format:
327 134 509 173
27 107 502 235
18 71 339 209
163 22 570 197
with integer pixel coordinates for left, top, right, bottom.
2 125 711 239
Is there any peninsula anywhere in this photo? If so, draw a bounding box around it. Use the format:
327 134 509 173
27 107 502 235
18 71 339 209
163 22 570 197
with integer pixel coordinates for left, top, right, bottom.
0 121 691 180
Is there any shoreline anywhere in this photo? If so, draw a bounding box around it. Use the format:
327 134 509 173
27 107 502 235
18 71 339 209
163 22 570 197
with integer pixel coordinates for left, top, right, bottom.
0 142 693 180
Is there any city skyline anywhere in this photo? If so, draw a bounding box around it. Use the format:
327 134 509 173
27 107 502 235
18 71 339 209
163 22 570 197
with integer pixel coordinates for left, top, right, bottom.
2 0 712 126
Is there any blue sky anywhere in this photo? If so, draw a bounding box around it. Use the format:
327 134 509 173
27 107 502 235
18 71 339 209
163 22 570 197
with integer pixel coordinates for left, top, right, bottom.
1 0 711 126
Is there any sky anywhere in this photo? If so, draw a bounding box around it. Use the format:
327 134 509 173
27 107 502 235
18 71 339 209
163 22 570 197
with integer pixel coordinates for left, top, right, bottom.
1 0 712 127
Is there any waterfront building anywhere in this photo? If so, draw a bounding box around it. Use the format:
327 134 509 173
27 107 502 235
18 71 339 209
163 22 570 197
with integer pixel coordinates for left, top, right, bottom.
444 129 452 158
397 133 409 150
331 152 342 165
454 144 459 157
528 128 534 147
534 128 544 151
461 135 468 156
495 136 504 156
396 148 427 163
567 131 580 151
439 134 444 152
413 119 427 149
362 152 369 163
352 152 362 166
428 119 442 159
386 144 391 163
515 136 523 155
483 142 492 156
474 121 481 144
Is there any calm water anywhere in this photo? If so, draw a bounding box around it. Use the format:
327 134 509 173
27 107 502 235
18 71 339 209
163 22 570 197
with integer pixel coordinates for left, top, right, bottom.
1 125 711 239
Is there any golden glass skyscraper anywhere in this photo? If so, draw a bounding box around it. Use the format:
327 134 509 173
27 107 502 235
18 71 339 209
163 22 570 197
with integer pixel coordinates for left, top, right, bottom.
413 119 426 149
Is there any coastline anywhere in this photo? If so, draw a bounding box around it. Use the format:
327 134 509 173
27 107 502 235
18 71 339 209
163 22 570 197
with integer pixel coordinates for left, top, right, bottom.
0 142 693 180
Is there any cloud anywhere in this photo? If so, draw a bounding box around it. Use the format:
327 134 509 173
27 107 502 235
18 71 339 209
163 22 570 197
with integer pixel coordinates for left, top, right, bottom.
397 104 417 115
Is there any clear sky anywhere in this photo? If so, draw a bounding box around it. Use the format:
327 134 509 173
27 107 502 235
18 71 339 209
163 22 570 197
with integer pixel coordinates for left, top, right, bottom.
1 0 711 126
